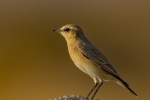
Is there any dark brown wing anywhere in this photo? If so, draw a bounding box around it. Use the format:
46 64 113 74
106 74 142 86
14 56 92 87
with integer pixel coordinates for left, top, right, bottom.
77 42 125 82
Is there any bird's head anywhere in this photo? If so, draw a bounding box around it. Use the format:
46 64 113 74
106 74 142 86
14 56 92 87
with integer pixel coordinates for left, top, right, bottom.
52 24 85 41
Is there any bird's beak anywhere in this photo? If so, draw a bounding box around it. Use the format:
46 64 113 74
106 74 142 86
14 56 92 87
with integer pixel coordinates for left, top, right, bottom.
52 28 60 33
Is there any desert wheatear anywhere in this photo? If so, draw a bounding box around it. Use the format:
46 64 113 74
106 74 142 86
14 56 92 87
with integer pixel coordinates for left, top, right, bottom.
52 24 137 100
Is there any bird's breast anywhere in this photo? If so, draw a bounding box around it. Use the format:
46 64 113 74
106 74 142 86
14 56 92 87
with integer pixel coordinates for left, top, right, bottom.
68 45 115 81
68 46 105 78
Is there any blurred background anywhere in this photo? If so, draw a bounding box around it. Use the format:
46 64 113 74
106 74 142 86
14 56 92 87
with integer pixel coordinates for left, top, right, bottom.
0 0 150 100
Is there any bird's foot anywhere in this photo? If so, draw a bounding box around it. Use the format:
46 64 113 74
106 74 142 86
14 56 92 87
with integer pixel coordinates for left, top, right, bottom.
85 97 92 100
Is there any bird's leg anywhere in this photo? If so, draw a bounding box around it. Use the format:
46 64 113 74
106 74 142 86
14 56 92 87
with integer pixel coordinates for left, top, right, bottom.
91 82 103 100
86 83 98 99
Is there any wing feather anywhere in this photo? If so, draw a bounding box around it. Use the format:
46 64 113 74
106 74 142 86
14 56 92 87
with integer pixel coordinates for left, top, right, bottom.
77 42 122 80
77 40 137 94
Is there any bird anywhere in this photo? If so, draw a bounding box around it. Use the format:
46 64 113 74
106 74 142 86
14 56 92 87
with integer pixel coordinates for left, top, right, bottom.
52 24 137 100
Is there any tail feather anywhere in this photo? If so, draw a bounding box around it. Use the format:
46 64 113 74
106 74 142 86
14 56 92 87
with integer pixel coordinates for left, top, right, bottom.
125 85 137 97
117 79 137 97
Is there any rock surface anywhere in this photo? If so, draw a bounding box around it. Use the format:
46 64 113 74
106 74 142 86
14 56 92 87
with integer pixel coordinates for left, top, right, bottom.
49 95 87 100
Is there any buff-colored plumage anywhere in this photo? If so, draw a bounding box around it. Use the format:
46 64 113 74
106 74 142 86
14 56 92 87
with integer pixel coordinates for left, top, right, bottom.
52 24 137 100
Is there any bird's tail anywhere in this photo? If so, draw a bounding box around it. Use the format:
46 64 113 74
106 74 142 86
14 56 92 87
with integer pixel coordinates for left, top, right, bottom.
116 79 137 97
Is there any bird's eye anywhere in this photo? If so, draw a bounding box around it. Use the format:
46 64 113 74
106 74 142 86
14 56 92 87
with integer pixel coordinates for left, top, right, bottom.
64 28 70 32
